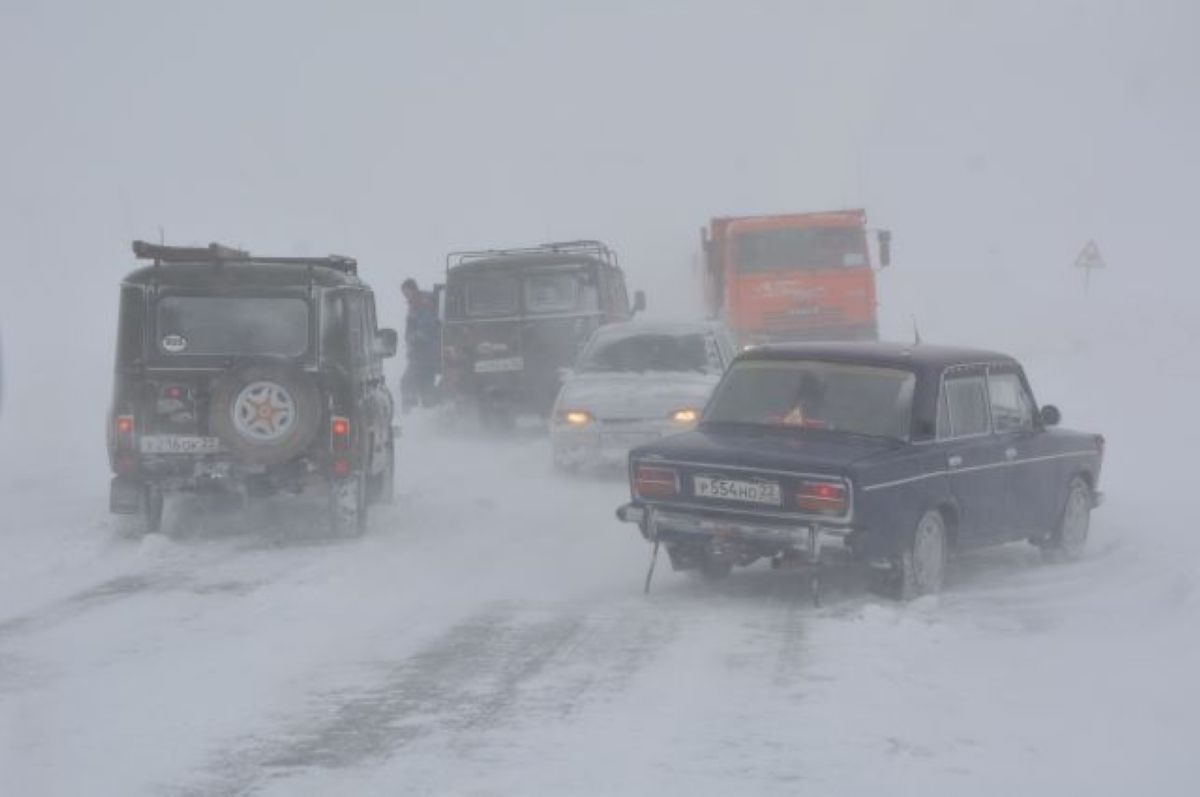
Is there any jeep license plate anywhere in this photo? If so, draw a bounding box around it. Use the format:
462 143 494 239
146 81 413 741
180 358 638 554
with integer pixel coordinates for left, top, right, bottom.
694 475 782 506
474 356 525 374
140 435 222 454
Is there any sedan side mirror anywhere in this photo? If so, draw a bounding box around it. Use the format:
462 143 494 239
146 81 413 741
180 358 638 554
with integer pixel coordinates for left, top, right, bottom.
374 328 399 359
632 290 647 315
1039 405 1061 427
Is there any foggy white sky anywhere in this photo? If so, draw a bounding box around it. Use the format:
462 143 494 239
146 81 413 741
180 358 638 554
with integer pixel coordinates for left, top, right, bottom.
1 0 1197 466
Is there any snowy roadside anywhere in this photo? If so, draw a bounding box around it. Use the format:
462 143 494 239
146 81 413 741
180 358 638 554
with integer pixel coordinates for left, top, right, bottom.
2 274 1199 796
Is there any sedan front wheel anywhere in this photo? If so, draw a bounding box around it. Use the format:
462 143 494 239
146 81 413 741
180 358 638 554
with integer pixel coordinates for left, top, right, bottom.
1042 477 1091 563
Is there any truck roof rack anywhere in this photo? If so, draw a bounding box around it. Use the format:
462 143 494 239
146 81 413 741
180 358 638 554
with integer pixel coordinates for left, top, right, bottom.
131 240 357 275
447 239 618 271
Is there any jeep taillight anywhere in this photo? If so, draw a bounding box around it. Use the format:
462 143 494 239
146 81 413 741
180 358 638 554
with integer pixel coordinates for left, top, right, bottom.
114 415 137 474
114 415 135 448
331 417 351 447
331 416 351 476
633 465 678 499
795 480 848 516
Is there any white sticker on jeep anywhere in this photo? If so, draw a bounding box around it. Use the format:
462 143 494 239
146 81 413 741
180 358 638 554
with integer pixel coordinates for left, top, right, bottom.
161 334 188 353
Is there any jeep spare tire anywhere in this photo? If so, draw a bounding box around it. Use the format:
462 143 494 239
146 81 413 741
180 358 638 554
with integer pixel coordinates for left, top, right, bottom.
209 366 321 466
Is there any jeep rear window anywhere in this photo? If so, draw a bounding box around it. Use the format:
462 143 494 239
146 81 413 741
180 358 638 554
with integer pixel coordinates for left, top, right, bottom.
704 359 915 439
155 296 309 357
524 271 580 314
465 273 519 318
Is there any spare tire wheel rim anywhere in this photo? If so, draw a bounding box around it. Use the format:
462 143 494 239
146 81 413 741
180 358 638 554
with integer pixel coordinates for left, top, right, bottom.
231 381 297 442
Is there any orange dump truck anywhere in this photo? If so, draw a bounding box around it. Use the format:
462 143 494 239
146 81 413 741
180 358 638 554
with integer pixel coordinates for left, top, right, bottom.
702 209 890 345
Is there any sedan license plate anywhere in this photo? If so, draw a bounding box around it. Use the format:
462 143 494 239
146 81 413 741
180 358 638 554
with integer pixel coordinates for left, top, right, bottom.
694 475 782 506
474 356 525 374
139 435 222 454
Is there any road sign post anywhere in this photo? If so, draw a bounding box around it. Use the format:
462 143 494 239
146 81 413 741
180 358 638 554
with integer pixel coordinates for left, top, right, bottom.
1073 240 1106 294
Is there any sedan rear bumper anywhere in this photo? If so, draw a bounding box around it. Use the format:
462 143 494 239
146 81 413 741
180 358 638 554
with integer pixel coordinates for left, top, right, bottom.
616 502 853 565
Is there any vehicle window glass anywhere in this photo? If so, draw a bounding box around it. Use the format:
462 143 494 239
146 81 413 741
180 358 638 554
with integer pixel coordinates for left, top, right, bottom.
732 226 868 272
704 334 724 371
524 271 580 314
155 296 309 357
465 272 519 317
944 375 991 437
704 360 916 439
988 370 1034 432
579 332 716 374
936 387 950 437
344 292 367 364
117 285 146 364
612 272 629 315
365 294 379 334
322 293 349 361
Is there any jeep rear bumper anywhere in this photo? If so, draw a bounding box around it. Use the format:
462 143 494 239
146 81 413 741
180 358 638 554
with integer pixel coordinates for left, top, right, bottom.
110 477 143 514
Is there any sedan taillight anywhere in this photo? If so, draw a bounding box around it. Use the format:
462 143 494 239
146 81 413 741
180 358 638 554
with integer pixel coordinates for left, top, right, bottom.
795 480 848 516
634 465 679 499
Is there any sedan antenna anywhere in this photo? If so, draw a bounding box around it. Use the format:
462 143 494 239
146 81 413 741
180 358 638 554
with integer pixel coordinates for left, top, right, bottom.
912 316 922 345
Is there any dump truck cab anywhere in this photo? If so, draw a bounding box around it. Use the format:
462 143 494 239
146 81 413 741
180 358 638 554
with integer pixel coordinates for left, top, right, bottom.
703 209 890 346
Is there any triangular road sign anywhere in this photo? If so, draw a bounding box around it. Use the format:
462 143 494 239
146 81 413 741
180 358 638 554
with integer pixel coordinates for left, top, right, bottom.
1074 239 1106 270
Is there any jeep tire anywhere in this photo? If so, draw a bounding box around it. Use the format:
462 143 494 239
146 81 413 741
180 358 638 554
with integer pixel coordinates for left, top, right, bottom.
117 482 164 538
330 473 368 537
367 433 395 505
209 366 321 467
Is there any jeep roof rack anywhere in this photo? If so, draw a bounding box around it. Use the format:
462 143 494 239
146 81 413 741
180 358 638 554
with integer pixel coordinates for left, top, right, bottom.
132 240 358 275
446 239 618 271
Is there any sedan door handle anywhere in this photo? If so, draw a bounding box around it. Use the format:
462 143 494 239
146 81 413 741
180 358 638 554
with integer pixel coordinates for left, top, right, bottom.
1005 447 1018 461
947 455 963 469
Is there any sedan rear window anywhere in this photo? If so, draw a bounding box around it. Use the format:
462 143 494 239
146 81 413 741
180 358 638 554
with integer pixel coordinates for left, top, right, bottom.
155 296 309 357
705 359 915 439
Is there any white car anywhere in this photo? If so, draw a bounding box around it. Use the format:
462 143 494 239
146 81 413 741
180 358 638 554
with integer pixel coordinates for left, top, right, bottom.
550 321 737 470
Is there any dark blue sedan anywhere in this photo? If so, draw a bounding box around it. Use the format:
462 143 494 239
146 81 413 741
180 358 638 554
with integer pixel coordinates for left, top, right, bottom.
616 342 1105 599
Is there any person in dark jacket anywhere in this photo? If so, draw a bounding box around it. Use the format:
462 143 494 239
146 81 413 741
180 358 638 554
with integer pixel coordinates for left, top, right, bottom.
400 278 440 411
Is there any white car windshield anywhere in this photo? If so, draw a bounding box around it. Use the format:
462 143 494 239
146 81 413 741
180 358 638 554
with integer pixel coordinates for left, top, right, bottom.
579 332 716 374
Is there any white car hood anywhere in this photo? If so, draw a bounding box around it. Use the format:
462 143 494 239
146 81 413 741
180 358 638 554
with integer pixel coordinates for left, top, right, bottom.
555 371 720 420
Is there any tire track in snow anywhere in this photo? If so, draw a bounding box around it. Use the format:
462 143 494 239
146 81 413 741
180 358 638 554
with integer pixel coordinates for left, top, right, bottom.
176 600 679 796
0 573 163 643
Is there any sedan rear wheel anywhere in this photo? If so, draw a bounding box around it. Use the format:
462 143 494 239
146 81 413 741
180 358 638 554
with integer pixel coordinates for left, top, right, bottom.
876 509 947 600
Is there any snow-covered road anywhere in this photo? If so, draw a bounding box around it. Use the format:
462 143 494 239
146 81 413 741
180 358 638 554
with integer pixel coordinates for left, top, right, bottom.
3 284 1200 796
